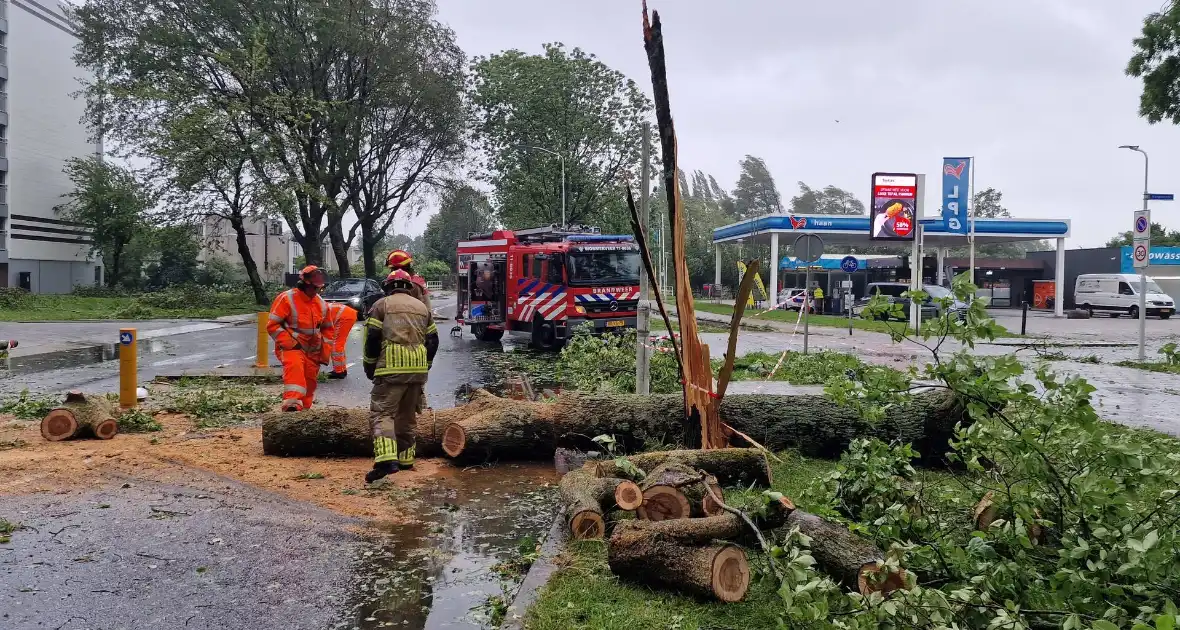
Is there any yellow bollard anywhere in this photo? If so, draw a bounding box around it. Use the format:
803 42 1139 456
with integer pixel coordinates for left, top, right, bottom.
255 312 270 368
118 328 137 409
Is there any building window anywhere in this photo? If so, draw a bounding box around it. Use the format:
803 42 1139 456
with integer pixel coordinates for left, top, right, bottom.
94 266 102 286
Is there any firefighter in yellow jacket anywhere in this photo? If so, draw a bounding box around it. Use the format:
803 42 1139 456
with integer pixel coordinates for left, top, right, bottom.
363 269 439 483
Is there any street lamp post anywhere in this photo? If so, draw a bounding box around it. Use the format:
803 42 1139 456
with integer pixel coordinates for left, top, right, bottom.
1120 145 1150 361
513 145 566 227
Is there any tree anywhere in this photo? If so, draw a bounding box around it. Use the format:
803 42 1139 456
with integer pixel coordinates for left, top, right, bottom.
731 156 782 218
469 43 654 231
146 226 200 288
789 182 865 215
422 184 495 268
340 2 468 279
55 156 152 287
971 187 1009 219
1106 221 1180 247
416 260 451 282
1128 3 1180 124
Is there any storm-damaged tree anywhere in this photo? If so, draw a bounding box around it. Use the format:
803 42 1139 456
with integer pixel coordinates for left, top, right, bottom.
340 2 468 279
469 43 655 232
147 106 273 305
55 157 152 288
1128 3 1180 125
421 183 495 269
69 0 462 278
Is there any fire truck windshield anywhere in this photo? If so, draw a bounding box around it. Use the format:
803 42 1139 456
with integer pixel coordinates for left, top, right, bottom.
567 249 641 286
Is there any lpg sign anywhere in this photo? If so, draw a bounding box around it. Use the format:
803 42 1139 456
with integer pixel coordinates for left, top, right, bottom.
941 157 971 234
870 173 918 241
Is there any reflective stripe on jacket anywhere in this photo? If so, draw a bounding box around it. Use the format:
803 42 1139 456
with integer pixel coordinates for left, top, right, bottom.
364 293 434 382
267 289 333 354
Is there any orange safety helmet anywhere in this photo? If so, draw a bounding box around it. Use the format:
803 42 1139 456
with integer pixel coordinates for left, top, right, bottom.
382 269 415 293
386 249 413 269
299 265 327 288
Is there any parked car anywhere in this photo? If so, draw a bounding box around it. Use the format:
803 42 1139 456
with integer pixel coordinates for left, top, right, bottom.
322 278 384 314
857 282 943 321
777 288 815 312
1074 273 1175 319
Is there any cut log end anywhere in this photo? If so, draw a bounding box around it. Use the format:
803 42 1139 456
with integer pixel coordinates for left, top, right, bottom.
570 510 605 540
614 480 643 511
637 486 690 521
41 409 79 441
441 423 466 458
974 491 997 531
700 479 725 517
92 419 119 440
711 545 751 602
857 563 907 596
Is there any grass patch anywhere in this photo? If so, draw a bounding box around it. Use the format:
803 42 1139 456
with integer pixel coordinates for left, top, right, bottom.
0 518 18 544
693 302 1019 337
0 287 256 322
162 378 279 428
116 408 163 433
0 389 58 419
1114 359 1180 374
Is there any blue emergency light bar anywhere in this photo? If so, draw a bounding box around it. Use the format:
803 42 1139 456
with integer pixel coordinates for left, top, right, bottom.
565 235 635 242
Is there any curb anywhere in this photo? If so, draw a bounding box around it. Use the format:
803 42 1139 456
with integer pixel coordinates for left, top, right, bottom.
502 510 566 630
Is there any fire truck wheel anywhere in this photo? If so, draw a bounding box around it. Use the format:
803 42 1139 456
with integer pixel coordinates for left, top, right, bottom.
472 324 504 343
532 317 563 351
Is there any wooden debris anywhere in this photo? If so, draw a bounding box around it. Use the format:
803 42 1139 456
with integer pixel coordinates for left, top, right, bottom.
559 469 643 540
41 391 118 441
785 509 908 596
589 448 773 487
608 530 750 602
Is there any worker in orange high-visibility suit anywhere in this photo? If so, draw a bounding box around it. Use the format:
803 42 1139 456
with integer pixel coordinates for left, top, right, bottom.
268 266 334 411
325 301 358 379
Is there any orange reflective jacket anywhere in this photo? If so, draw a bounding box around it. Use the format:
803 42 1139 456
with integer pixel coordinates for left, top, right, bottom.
268 288 333 360
327 302 358 333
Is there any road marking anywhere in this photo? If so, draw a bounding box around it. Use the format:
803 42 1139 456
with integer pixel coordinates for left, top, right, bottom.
346 362 356 369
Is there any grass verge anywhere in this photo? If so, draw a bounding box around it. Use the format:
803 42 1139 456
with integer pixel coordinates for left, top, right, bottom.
1113 359 1180 374
0 292 256 322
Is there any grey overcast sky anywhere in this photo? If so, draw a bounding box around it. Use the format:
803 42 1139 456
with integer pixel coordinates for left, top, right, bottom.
391 0 1180 248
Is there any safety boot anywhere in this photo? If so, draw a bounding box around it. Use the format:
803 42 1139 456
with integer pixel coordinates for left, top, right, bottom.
327 370 347 380
365 461 398 484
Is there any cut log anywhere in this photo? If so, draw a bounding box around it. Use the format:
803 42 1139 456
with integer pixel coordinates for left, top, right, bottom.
41 392 118 441
636 463 720 520
589 448 772 487
614 495 796 546
559 469 643 540
608 528 750 602
262 389 967 465
973 491 997 531
785 509 907 595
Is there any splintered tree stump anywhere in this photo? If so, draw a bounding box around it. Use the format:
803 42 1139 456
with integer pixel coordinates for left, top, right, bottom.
636 463 718 521
559 469 644 540
608 528 751 602
261 389 967 465
41 392 118 441
589 448 772 487
785 509 907 595
613 495 796 546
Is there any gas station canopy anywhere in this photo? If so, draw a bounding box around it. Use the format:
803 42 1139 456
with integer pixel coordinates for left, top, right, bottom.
711 213 1072 316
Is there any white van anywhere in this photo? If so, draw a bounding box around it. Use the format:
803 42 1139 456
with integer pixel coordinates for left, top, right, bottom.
1074 273 1175 319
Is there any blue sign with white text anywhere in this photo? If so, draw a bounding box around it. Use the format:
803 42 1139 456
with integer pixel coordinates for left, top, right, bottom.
941 157 971 234
1120 246 1180 272
1146 193 1174 201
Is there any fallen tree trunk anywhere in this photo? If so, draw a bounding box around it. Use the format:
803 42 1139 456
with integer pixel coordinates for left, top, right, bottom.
41 392 118 441
785 509 907 595
637 463 698 521
559 469 643 540
589 448 772 487
607 530 750 602
614 495 796 546
262 389 965 464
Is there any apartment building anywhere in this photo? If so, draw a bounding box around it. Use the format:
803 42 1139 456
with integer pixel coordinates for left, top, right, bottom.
200 216 291 283
1 0 103 293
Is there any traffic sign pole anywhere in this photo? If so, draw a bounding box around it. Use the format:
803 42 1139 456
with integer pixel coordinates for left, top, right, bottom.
792 235 825 355
1135 206 1151 361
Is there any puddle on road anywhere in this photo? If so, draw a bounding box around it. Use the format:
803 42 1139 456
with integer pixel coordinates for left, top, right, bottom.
333 464 558 630
3 339 173 377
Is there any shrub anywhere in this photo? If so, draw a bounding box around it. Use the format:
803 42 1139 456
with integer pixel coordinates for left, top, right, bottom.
0 287 32 310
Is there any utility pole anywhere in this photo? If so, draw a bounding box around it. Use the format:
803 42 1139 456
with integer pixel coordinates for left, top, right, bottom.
635 122 652 395
1121 145 1150 360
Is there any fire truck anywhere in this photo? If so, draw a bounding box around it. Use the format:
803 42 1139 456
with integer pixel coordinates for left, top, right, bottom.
455 225 642 350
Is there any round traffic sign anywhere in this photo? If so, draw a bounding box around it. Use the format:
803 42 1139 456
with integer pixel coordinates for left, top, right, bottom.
840 256 858 273
791 234 825 263
1134 244 1148 262
1136 216 1149 234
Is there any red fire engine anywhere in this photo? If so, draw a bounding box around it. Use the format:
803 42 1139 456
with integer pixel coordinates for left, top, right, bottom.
455 225 642 350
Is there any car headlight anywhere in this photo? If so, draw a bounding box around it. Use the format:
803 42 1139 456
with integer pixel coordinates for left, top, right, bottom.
349 297 360 304
575 305 586 314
